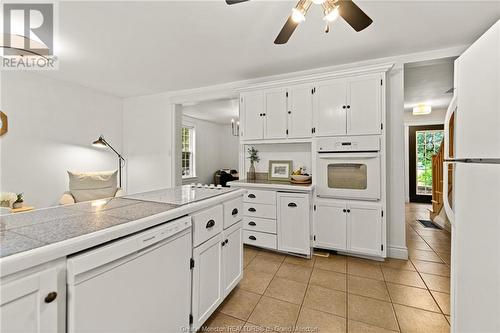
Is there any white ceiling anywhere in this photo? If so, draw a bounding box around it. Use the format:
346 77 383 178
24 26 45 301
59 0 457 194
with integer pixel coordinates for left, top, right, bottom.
404 57 455 112
182 98 239 124
44 1 500 97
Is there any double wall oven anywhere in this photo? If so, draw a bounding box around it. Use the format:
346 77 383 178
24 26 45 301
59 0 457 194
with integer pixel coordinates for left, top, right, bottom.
316 136 381 201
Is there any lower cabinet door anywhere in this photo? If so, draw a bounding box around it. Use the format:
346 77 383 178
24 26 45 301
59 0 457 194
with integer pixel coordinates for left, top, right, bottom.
277 193 310 255
314 200 347 251
192 233 223 331
347 202 382 256
0 263 65 333
222 222 243 297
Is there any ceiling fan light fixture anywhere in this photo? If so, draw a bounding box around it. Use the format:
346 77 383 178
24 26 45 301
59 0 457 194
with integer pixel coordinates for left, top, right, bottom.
323 5 339 22
413 104 432 116
312 0 326 4
291 8 306 23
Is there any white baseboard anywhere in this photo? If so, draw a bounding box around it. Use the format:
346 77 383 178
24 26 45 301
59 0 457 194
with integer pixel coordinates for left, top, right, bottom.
387 245 408 260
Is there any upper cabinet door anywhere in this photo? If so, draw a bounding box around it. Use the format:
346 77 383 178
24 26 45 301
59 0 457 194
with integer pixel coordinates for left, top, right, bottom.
264 88 288 139
314 79 348 136
241 91 264 140
347 75 382 135
288 84 313 138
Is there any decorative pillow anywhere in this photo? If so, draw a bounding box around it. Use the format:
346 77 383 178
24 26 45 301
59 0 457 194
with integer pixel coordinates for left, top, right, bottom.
68 170 118 203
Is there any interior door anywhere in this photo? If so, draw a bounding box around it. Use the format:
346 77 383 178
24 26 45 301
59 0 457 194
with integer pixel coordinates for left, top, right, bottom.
222 222 243 297
347 202 382 256
314 200 347 251
314 79 347 136
288 84 313 138
264 88 288 139
409 125 444 203
241 91 264 140
347 74 382 135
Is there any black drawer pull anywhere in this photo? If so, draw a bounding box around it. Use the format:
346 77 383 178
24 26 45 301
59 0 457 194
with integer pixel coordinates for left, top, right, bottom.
347 209 351 213
206 219 215 228
44 292 57 303
288 202 297 207
232 208 239 216
343 209 347 213
248 194 256 199
248 221 257 226
225 239 229 245
249 235 257 240
248 207 256 212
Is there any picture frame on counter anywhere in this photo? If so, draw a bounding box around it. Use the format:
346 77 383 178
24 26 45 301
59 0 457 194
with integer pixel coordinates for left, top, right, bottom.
268 160 292 181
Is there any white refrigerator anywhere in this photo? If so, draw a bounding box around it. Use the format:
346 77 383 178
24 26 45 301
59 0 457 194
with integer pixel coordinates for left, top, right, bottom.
443 20 500 332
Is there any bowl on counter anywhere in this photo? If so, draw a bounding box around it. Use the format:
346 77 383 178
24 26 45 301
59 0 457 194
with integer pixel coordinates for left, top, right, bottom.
291 174 312 182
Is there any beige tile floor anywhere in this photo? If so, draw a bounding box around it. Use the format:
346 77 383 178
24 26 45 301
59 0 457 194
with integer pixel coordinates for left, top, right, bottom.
201 203 451 332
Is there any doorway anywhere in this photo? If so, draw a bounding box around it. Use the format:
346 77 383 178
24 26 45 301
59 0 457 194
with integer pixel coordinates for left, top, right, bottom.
409 124 444 203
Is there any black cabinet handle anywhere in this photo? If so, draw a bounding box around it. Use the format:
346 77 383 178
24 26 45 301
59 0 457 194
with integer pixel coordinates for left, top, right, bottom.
248 221 257 226
347 209 351 213
347 105 351 109
225 239 229 245
343 209 347 213
222 240 226 246
342 105 346 109
44 292 57 303
231 208 238 216
206 219 215 228
263 113 266 116
288 111 291 114
249 236 257 240
248 207 256 212
288 202 297 207
248 194 256 199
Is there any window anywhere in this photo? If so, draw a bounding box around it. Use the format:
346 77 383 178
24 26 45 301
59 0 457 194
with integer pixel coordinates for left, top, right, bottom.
415 129 444 195
181 125 196 179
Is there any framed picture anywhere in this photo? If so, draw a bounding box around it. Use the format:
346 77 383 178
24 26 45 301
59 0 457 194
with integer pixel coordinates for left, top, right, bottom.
268 160 292 181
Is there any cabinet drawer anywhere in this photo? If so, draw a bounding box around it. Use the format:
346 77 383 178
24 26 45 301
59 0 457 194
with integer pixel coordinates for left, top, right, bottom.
223 197 243 229
243 217 277 234
243 203 276 219
192 205 224 247
243 189 276 205
243 230 277 250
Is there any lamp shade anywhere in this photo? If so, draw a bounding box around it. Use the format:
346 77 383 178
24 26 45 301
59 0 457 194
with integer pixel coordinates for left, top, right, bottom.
92 136 107 148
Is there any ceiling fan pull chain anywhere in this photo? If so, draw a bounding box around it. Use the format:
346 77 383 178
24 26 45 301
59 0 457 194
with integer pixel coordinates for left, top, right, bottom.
325 24 330 33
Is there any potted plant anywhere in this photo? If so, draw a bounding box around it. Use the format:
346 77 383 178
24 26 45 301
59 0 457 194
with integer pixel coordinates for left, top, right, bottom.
247 147 260 181
12 193 24 209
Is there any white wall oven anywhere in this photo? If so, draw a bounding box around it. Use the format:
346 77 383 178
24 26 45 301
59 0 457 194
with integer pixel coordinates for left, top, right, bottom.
316 136 381 201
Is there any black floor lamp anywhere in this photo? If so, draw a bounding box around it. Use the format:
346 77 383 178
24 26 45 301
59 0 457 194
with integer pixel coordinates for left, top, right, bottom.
92 135 125 188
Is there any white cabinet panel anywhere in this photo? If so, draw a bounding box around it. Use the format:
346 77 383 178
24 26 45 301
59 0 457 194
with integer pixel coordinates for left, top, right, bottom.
1 263 65 333
243 216 277 234
347 75 382 135
277 193 310 255
288 84 313 138
243 230 277 250
314 79 348 136
192 205 224 247
222 222 243 297
264 88 288 139
241 91 264 140
192 233 223 330
244 203 277 219
223 197 243 229
243 189 276 205
347 202 382 256
314 200 347 251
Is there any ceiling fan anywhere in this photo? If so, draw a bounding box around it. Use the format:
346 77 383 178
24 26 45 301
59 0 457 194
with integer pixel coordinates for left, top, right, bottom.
226 0 373 44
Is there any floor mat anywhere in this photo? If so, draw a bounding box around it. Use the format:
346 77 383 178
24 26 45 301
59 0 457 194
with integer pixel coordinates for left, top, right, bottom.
418 219 442 229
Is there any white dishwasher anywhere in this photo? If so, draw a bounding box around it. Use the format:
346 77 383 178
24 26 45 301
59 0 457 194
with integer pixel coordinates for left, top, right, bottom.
67 216 192 333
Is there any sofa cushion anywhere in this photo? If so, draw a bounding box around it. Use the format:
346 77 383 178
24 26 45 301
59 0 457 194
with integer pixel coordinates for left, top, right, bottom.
68 170 118 203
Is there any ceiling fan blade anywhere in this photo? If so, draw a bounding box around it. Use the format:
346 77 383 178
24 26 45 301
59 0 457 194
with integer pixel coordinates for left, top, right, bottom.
338 0 373 32
226 0 249 4
274 15 300 44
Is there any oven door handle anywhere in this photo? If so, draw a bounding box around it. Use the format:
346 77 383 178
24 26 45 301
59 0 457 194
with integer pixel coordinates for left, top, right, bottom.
317 152 380 159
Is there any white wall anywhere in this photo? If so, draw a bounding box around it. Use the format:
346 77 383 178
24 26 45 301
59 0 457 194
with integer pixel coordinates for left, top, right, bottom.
0 71 123 208
404 108 447 202
182 115 239 185
123 94 173 194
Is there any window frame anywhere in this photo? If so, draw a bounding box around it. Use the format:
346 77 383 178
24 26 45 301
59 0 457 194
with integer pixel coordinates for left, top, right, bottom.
181 123 196 180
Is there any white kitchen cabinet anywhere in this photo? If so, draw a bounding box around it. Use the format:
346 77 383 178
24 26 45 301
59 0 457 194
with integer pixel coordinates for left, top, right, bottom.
222 222 243 297
264 88 288 139
314 78 348 136
0 261 66 333
314 200 347 251
277 192 310 255
288 84 313 138
241 91 264 140
192 232 224 330
348 202 382 257
347 74 382 135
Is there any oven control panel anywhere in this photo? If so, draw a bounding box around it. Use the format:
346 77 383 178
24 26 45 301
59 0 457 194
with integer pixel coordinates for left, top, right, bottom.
317 135 380 152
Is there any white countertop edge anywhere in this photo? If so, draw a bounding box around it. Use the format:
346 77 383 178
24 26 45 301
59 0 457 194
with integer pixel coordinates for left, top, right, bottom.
228 181 315 192
0 189 245 278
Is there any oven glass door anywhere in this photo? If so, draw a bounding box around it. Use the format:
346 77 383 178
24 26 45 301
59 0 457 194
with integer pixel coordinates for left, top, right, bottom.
317 153 381 200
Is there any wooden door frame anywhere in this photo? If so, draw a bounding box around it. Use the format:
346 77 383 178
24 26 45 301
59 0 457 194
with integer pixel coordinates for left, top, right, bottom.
408 124 444 203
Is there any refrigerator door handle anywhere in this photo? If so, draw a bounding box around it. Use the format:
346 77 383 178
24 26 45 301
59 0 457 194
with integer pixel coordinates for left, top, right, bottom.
444 95 457 160
442 161 455 224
